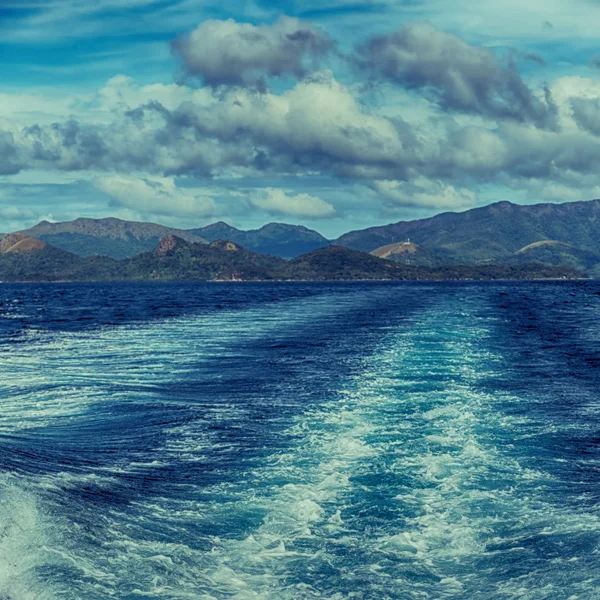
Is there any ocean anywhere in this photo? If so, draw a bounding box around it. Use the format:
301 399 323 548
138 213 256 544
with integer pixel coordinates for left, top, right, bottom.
0 281 599 599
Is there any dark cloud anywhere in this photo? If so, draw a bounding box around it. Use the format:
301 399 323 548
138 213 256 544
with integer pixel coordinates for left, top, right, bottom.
523 52 545 66
354 23 559 130
571 97 600 136
0 130 21 175
172 16 334 90
7 71 600 205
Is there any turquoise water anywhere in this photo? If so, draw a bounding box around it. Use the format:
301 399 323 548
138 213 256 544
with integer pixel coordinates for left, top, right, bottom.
0 281 599 599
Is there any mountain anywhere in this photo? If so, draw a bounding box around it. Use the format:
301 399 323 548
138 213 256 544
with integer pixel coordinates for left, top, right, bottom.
0 236 583 282
370 241 453 267
283 245 582 281
14 218 329 261
189 222 329 259
0 234 116 282
20 217 207 259
284 245 409 280
336 200 600 263
502 240 600 278
117 236 286 281
0 232 47 253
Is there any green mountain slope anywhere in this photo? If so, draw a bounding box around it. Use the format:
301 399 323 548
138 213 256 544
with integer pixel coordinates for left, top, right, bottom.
502 240 600 277
370 241 455 267
116 236 286 281
283 246 409 280
0 242 116 281
0 236 585 282
283 246 582 281
336 200 600 262
21 217 207 259
189 222 329 259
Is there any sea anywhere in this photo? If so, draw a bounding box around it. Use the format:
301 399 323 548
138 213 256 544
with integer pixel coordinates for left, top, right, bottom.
0 280 599 600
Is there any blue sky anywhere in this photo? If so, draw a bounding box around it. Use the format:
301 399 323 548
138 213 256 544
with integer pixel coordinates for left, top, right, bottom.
2 0 600 236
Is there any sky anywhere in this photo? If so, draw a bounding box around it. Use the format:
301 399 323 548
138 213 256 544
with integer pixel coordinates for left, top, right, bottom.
2 0 600 237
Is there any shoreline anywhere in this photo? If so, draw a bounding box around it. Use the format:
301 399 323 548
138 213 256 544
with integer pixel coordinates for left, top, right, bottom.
0 276 590 284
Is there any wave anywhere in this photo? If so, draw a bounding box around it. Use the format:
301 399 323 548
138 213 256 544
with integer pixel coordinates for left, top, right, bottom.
0 285 599 598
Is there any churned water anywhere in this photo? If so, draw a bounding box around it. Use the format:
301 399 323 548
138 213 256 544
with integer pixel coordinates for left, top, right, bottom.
0 281 599 599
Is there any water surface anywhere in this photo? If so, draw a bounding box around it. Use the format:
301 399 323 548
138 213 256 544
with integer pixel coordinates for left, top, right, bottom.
1 281 599 599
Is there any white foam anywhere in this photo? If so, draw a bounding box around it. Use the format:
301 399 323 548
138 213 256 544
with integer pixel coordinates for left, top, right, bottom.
4 291 600 598
0 479 58 600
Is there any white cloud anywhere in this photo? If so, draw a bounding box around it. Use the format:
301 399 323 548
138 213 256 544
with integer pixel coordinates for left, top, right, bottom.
93 175 218 217
250 187 336 218
94 75 214 115
369 178 478 209
172 16 333 88
414 0 600 44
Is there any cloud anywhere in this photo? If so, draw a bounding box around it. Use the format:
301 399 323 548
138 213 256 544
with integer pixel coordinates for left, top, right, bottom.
118 72 415 179
0 130 22 175
355 23 558 129
172 17 334 89
9 70 600 218
1 72 417 181
369 178 478 209
93 175 218 217
0 206 36 220
0 0 210 43
250 187 336 217
571 97 600 136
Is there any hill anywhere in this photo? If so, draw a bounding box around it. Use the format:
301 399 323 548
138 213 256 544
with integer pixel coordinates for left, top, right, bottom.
336 200 600 264
370 241 453 267
0 237 583 282
116 236 286 281
0 232 47 253
189 222 329 259
21 217 207 259
0 238 116 282
283 245 409 280
283 246 582 281
503 240 600 278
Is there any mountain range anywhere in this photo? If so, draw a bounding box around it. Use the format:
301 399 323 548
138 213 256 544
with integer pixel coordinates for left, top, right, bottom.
20 218 207 259
0 232 580 282
3 197 600 277
337 199 600 275
14 218 330 260
189 222 329 258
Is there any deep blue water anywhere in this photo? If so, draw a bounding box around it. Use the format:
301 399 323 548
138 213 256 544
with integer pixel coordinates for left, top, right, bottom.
1 281 600 599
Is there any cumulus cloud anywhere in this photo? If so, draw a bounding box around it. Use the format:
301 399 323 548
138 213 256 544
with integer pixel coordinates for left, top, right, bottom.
93 175 218 217
122 72 417 179
12 9 600 223
172 17 333 89
0 73 417 180
9 111 232 176
370 178 478 209
250 187 336 218
355 23 558 129
8 69 600 215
